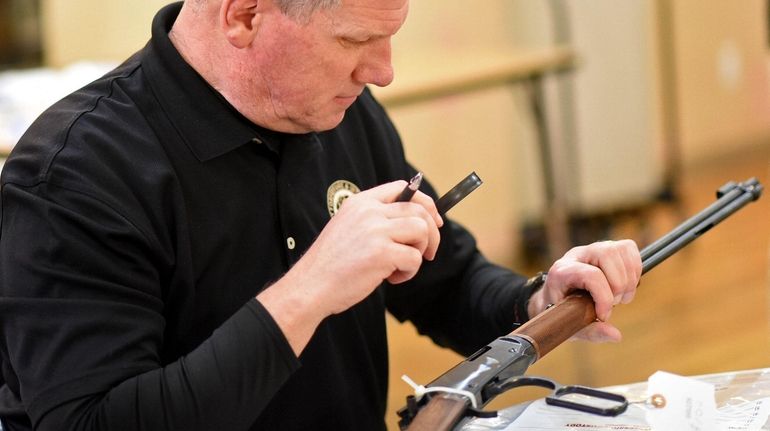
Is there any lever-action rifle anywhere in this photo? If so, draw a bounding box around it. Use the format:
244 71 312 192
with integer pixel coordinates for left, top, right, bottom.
398 178 764 431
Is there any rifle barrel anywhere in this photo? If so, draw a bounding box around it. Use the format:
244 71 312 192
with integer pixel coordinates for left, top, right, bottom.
640 178 762 274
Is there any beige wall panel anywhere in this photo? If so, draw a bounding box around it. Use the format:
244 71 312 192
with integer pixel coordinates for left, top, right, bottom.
566 0 664 212
42 0 171 67
671 0 770 163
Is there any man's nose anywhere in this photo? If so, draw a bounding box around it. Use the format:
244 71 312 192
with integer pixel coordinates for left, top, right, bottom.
353 39 394 87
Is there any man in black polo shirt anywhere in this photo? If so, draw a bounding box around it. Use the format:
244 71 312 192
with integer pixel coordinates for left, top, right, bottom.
0 0 641 430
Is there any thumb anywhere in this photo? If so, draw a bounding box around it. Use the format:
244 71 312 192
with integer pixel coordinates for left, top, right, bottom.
360 180 410 203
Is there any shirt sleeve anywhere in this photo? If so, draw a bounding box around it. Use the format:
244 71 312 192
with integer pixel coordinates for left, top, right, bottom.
0 182 299 431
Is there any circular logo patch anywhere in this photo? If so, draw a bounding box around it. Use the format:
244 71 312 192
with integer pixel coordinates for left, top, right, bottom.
326 180 360 217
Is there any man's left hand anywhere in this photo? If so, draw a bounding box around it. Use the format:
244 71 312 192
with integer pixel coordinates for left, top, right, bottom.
527 239 642 343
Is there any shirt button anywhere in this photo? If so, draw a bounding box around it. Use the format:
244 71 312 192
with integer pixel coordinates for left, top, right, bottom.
286 237 296 250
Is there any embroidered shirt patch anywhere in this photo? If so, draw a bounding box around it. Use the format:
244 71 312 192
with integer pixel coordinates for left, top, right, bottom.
326 180 361 217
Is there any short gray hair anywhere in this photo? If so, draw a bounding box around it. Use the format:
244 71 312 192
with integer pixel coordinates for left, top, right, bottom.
275 0 342 21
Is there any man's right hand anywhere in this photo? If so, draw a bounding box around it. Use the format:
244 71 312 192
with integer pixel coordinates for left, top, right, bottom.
257 180 443 355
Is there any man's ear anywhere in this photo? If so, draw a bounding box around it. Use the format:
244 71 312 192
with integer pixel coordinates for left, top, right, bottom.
220 0 265 48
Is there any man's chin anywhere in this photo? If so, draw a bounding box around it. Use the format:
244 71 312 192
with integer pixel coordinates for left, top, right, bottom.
276 107 349 134
304 111 347 133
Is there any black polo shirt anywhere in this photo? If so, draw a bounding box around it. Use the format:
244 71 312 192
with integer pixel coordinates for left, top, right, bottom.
0 3 529 430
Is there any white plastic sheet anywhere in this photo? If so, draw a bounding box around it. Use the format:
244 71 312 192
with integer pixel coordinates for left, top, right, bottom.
462 368 770 430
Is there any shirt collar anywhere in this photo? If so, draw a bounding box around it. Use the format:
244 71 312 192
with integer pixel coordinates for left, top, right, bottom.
143 2 286 161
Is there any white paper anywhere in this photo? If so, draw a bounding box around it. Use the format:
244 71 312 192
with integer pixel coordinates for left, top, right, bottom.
503 399 652 430
501 392 770 430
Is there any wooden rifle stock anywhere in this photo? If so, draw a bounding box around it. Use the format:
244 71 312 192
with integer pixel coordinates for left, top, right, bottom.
402 178 763 431
513 291 596 358
405 394 469 431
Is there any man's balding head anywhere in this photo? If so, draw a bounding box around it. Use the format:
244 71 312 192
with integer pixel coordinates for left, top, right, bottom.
185 0 340 21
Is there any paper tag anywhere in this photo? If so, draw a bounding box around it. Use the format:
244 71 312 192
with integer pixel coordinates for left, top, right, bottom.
645 370 717 431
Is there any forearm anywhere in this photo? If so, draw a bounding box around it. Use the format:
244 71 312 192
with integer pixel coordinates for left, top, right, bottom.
34 301 299 431
256 268 329 357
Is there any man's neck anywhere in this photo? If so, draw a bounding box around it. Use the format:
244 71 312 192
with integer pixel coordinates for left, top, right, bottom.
167 3 312 135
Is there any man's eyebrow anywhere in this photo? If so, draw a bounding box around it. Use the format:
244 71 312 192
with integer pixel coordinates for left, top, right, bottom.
332 11 405 39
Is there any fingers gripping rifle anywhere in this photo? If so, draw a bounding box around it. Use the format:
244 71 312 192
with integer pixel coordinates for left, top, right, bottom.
397 178 763 431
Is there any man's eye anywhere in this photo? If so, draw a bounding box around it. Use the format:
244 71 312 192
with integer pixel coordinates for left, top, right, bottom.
342 37 369 45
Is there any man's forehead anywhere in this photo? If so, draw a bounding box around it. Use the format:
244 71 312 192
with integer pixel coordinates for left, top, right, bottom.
332 0 409 34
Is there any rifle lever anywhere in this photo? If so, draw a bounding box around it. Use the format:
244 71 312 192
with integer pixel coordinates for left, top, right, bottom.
487 375 628 417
